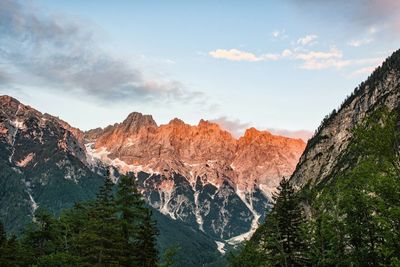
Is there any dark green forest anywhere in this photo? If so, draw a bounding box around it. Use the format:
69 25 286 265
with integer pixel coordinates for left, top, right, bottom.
0 175 167 267
230 107 400 266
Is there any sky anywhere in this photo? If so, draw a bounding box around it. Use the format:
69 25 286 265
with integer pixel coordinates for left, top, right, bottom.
0 0 399 139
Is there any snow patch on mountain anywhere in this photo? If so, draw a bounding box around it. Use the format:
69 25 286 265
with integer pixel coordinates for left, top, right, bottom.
193 191 204 232
85 143 159 175
215 241 226 254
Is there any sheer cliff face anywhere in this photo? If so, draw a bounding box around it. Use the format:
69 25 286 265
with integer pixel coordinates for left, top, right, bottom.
291 50 400 188
85 111 306 240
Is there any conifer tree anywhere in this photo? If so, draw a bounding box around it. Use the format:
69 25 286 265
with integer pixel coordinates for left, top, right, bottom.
263 177 309 266
230 178 309 267
0 222 6 246
21 208 60 258
135 209 159 267
0 234 25 266
115 174 147 266
84 176 123 266
58 202 92 261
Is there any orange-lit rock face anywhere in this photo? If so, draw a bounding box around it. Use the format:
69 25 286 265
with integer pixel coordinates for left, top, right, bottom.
87 112 306 196
233 128 306 195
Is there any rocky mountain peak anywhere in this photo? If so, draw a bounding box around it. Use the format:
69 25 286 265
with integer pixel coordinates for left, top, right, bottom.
168 118 185 125
242 127 263 139
198 118 214 127
0 95 34 119
0 95 20 105
122 112 157 132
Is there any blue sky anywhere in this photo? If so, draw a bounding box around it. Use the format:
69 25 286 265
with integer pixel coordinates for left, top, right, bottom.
1 0 399 138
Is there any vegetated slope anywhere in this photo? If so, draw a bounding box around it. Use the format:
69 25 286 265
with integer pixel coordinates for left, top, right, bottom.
291 49 400 188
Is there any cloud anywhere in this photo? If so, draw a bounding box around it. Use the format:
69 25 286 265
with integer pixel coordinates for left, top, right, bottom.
271 29 288 40
288 0 400 37
295 47 351 70
294 48 342 61
272 31 280 38
210 47 343 67
0 0 201 103
210 116 251 138
347 38 373 47
209 49 279 62
297 35 318 46
267 128 313 142
296 49 384 70
209 45 386 72
281 49 293 57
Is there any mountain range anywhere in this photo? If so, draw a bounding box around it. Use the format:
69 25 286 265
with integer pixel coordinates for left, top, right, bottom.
0 95 305 265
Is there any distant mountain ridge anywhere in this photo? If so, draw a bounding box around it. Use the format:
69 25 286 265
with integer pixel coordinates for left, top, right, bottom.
85 112 305 195
83 110 305 242
0 94 305 254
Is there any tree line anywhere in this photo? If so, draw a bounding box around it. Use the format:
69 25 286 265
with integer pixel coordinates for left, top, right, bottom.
0 175 170 267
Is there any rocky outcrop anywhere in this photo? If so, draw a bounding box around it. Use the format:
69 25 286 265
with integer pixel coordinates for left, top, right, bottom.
290 49 400 188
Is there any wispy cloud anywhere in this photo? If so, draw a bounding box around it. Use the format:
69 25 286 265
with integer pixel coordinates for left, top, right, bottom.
0 0 201 104
294 47 351 70
209 49 280 62
210 116 251 138
209 45 385 73
271 29 288 40
347 38 373 47
297 35 318 46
